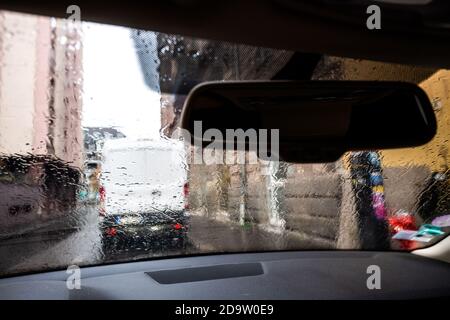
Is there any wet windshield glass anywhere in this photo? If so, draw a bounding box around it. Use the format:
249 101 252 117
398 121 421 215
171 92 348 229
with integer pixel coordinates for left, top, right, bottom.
0 11 449 276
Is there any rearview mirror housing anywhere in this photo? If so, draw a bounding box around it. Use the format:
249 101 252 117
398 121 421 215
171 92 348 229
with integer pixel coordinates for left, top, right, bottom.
180 81 436 163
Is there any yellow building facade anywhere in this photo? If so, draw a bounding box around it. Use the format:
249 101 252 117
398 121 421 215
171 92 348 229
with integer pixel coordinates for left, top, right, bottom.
381 70 450 172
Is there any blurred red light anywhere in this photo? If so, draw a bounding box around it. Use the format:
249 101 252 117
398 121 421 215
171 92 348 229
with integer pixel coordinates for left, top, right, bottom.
173 223 183 230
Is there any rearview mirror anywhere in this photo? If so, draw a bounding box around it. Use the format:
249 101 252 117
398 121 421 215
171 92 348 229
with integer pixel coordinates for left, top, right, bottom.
180 81 436 163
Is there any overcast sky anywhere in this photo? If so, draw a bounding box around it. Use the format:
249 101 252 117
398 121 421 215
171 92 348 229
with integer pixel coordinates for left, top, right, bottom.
82 22 161 140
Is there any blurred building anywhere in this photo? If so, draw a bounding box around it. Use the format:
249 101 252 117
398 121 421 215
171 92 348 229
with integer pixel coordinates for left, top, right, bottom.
0 11 84 233
0 11 83 167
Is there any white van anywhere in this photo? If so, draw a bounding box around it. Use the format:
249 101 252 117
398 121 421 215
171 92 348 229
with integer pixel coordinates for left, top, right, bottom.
100 138 188 216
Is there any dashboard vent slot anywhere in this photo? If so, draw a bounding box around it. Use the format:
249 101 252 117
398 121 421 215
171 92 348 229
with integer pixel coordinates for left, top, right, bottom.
146 263 264 284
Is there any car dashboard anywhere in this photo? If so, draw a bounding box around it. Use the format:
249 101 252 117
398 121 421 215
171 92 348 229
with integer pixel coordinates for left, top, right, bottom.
0 251 449 300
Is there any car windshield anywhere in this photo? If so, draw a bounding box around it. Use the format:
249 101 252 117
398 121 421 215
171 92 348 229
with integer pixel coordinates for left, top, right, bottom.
0 10 449 277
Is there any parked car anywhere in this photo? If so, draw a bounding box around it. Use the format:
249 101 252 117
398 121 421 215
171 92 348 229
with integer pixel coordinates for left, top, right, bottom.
0 155 81 238
100 210 189 255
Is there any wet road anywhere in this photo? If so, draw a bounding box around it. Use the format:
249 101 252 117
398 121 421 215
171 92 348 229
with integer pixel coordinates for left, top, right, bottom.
0 210 312 277
0 206 103 275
